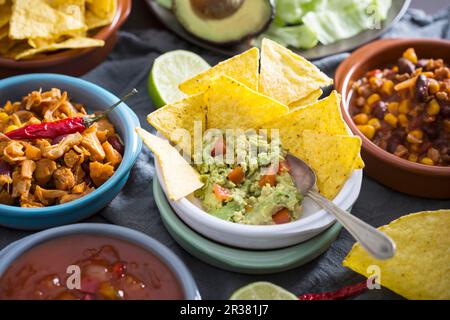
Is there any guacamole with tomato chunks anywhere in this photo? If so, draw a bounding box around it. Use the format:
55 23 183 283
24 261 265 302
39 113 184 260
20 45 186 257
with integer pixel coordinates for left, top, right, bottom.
194 132 303 225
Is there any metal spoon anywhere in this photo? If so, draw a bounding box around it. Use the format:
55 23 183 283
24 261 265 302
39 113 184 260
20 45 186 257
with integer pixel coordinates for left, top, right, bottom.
286 154 396 260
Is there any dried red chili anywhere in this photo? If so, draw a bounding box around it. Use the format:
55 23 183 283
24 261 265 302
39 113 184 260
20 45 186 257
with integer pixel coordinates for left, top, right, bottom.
298 280 368 300
4 89 137 141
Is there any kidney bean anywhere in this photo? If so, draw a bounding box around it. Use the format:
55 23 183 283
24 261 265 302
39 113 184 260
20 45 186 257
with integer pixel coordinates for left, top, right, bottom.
441 102 450 118
372 101 387 119
387 135 402 153
81 161 90 175
107 135 124 155
416 59 429 68
423 125 439 140
0 161 11 176
415 75 428 102
398 58 415 74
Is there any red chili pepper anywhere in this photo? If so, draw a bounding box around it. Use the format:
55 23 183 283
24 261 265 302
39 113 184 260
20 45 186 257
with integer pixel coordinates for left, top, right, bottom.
5 117 86 140
4 89 138 141
298 280 368 300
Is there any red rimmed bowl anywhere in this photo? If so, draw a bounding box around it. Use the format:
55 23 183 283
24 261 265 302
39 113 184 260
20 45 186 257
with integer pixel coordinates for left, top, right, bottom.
0 0 131 78
335 38 450 199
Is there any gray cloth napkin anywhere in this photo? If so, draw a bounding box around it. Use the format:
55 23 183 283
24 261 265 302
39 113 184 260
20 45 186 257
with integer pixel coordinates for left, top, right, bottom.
1 8 450 299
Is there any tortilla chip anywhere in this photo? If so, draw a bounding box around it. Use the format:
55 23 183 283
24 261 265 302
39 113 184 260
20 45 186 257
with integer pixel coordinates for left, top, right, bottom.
147 93 206 148
0 24 8 40
205 75 289 130
343 210 450 300
85 0 116 30
179 47 259 95
0 0 5 5
289 89 322 109
136 128 203 201
9 0 85 40
0 2 11 29
301 131 361 199
15 37 104 60
264 91 347 148
259 38 333 105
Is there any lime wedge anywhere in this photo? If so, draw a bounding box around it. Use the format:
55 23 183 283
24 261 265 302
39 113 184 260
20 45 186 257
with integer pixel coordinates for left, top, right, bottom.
230 282 298 300
148 50 210 108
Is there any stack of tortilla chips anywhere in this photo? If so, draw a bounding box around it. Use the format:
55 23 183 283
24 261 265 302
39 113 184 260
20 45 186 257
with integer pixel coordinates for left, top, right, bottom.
141 38 364 201
0 0 116 60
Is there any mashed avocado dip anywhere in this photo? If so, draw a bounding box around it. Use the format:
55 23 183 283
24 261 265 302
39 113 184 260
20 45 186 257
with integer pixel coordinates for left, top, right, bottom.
194 132 303 225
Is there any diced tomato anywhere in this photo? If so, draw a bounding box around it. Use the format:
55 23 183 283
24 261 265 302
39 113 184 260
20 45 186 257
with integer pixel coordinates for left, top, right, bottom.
213 184 231 201
259 174 276 187
227 166 245 184
278 160 291 174
112 262 127 278
272 208 291 224
211 138 226 156
80 277 100 294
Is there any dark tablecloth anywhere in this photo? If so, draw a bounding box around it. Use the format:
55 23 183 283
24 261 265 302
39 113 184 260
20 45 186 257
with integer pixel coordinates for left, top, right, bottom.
1 6 449 299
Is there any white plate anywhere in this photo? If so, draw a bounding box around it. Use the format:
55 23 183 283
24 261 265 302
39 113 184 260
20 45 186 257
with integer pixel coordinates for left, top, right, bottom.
155 157 362 250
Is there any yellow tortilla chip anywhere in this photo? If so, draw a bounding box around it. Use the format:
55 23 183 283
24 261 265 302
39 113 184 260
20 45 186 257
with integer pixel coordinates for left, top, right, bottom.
0 2 11 29
15 37 104 60
289 89 322 109
205 75 289 130
179 47 259 95
0 24 8 40
259 38 333 105
264 91 348 150
301 131 361 199
343 210 450 300
85 0 116 30
0 0 5 5
136 128 203 201
147 93 206 148
9 0 85 40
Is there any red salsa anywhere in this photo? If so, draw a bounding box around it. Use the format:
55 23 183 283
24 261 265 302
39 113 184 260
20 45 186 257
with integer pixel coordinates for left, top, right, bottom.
350 48 450 166
0 235 184 300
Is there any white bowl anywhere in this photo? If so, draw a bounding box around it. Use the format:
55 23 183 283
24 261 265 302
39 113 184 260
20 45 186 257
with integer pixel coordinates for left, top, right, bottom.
155 157 362 250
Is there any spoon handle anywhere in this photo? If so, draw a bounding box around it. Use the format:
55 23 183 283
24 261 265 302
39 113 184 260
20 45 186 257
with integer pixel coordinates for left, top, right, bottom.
307 191 396 260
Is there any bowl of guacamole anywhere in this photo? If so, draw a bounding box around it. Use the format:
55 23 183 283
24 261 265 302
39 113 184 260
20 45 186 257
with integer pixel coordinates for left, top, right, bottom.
194 132 303 225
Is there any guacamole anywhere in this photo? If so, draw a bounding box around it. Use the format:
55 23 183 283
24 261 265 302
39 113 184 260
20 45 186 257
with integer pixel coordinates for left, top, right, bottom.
194 132 303 225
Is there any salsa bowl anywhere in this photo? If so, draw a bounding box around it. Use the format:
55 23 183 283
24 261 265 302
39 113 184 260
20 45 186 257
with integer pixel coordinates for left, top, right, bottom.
155 158 362 250
0 223 200 300
335 38 450 198
0 74 142 230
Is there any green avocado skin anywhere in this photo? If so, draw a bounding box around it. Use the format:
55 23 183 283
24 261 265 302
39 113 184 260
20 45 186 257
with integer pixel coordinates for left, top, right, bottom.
173 0 274 45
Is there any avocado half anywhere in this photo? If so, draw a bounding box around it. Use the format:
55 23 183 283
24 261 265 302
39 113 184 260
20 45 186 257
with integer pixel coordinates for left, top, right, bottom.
173 0 274 45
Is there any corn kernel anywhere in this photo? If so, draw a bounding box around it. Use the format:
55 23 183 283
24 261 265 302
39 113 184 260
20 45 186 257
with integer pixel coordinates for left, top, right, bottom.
0 112 9 123
369 77 383 88
428 79 440 94
392 66 399 72
381 80 394 96
398 114 409 128
368 118 381 130
403 48 418 64
384 113 398 128
367 93 381 106
362 104 371 114
408 154 418 162
398 100 411 114
357 125 376 140
420 157 434 166
388 102 399 114
407 129 423 144
427 99 440 116
5 125 19 133
353 113 369 125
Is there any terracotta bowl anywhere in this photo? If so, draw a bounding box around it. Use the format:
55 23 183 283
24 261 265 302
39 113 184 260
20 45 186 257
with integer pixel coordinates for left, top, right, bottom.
0 0 131 79
335 38 450 199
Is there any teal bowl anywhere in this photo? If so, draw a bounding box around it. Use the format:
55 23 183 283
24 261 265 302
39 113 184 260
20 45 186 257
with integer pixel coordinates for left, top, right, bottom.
0 74 142 230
